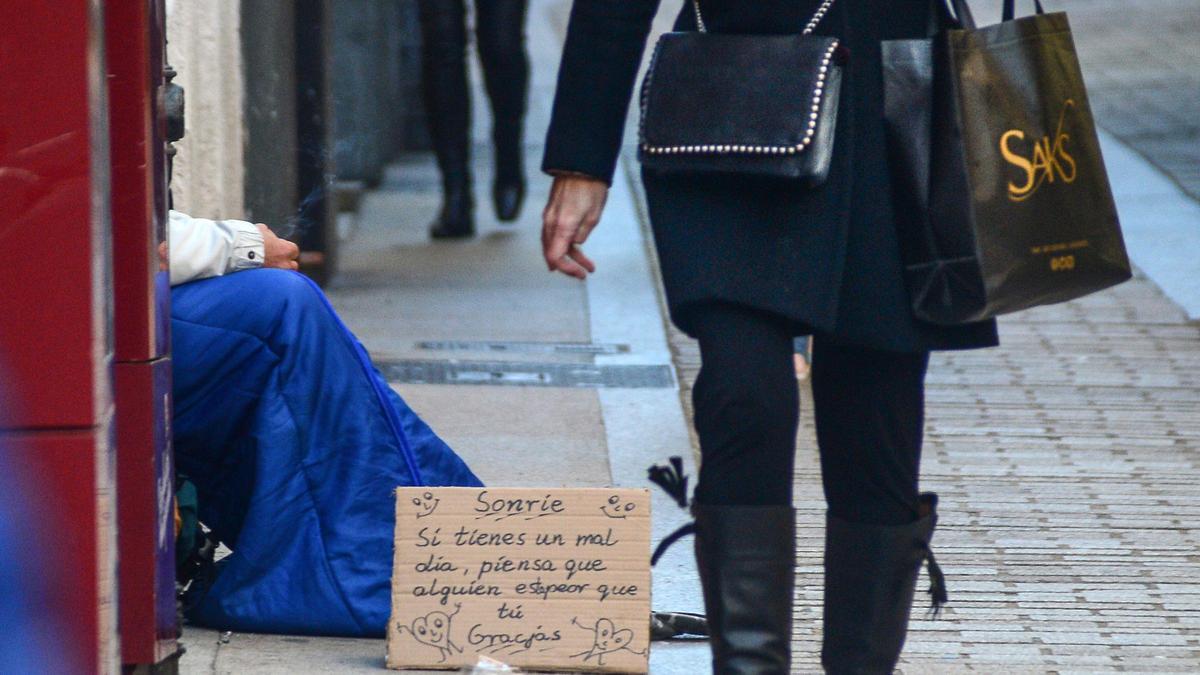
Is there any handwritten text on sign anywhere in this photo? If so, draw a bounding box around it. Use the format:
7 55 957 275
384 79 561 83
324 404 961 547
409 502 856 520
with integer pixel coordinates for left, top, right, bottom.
387 488 651 672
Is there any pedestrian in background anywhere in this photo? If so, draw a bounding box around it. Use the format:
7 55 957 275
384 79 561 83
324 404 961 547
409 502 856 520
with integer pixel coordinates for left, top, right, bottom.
419 0 529 239
540 1 998 673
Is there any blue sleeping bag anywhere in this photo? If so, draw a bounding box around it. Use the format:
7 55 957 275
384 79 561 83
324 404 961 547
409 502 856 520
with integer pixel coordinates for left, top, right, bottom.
171 269 482 637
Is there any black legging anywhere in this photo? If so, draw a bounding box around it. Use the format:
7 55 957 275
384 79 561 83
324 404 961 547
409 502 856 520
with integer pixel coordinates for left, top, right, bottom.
418 0 529 182
690 303 929 526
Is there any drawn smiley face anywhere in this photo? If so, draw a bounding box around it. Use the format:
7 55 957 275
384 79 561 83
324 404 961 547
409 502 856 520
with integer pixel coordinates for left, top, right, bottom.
570 616 644 665
410 611 452 648
600 494 637 519
411 491 440 518
591 618 634 655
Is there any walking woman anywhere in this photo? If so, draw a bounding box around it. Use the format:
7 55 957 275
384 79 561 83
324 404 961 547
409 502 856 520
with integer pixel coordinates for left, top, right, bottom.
541 1 997 673
419 0 529 238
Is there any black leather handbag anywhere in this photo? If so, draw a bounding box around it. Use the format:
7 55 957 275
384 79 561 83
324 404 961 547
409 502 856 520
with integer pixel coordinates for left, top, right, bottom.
638 0 844 183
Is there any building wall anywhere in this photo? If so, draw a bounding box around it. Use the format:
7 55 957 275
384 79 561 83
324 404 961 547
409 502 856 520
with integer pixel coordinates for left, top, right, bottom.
240 0 299 227
164 0 245 219
330 0 424 185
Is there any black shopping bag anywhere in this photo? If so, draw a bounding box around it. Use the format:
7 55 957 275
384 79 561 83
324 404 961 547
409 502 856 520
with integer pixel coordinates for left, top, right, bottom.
883 0 1131 325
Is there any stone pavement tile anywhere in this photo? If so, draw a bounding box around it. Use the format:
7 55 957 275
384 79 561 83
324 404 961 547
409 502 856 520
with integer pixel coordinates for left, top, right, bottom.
902 664 1044 674
179 627 401 675
329 152 594 366
395 385 610 487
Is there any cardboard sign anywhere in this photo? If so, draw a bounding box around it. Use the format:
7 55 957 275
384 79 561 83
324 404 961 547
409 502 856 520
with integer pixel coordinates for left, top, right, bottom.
388 488 651 673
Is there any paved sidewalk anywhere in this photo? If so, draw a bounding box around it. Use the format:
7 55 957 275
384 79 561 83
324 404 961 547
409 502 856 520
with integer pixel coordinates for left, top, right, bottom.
811 283 1200 673
1054 0 1200 201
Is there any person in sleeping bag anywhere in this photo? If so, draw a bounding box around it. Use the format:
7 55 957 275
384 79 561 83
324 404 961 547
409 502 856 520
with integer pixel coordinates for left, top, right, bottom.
167 210 482 637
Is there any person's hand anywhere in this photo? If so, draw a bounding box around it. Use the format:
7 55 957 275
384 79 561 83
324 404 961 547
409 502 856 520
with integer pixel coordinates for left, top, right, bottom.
257 223 301 271
542 174 608 279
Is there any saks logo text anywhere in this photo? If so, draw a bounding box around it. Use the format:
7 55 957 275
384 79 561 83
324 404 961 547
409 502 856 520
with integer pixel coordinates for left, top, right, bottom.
999 99 1078 202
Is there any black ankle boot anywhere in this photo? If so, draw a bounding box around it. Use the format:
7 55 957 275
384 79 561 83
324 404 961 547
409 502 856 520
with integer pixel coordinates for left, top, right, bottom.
492 170 525 222
693 504 794 675
821 493 945 674
430 180 475 239
492 125 525 222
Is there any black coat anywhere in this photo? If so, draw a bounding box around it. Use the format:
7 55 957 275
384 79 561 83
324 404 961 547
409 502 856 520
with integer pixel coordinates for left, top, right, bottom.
542 0 998 353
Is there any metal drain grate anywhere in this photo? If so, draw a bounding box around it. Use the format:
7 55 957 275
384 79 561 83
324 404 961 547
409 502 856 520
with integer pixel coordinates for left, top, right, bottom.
377 360 675 389
416 340 631 355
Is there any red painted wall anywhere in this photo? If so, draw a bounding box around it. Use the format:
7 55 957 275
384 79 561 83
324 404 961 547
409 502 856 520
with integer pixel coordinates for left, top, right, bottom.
6 428 117 673
0 0 114 430
106 0 179 666
114 360 177 665
108 0 169 363
0 0 120 671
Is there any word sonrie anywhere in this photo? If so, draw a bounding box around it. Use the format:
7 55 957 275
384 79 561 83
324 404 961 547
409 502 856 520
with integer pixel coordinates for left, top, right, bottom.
474 490 566 521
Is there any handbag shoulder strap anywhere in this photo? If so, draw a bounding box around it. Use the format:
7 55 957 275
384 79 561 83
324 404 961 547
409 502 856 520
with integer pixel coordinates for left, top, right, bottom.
693 0 837 35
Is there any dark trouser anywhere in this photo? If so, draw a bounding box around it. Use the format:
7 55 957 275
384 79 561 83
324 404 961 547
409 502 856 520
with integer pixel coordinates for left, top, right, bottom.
689 302 934 673
417 0 529 189
690 302 929 523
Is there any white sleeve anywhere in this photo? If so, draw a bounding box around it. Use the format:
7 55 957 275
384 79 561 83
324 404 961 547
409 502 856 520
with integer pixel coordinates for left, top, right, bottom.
168 210 266 286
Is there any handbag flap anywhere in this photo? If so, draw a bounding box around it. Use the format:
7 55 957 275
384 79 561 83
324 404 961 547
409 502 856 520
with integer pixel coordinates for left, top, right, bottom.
640 32 841 155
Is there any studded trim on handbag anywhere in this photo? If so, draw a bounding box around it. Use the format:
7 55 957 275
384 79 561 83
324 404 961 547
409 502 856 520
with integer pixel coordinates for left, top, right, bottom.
639 39 841 158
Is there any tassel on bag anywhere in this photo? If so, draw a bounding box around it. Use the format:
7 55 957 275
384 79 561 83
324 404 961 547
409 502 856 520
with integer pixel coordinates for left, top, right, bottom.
647 455 690 509
923 544 948 617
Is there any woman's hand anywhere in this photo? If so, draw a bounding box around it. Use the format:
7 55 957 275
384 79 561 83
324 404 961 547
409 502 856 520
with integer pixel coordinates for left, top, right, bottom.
542 174 608 279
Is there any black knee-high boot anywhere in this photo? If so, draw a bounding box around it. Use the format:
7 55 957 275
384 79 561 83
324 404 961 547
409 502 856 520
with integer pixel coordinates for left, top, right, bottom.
821 493 945 674
693 504 794 675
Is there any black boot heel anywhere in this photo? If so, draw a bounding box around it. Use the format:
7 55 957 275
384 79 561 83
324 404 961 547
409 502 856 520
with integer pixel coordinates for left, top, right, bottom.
492 177 525 222
492 133 525 222
430 182 475 239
